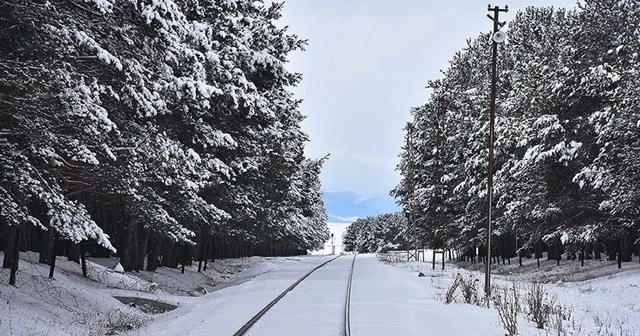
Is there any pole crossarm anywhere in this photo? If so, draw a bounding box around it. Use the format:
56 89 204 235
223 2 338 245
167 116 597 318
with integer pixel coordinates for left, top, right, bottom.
487 5 509 28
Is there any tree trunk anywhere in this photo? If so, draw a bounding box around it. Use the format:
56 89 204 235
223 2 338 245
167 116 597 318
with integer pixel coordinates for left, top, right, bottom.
39 228 54 264
119 222 141 272
81 245 87 278
181 245 188 274
585 243 593 260
131 223 140 272
163 241 179 268
198 236 207 273
146 235 163 272
212 237 218 260
517 238 523 266
555 238 561 266
621 232 632 262
432 248 436 270
138 230 150 271
203 238 211 272
48 229 57 279
3 224 18 269
547 240 555 260
607 240 617 261
594 242 601 260
9 225 21 285
68 243 80 263
618 236 623 268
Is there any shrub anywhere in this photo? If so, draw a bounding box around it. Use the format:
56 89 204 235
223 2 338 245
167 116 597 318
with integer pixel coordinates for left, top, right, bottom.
444 273 480 305
527 282 552 329
493 285 521 336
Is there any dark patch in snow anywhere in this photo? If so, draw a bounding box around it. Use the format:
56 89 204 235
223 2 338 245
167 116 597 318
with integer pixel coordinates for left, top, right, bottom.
113 296 177 314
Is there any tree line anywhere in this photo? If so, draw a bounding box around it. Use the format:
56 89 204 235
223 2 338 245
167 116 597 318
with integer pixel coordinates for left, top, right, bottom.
0 0 329 282
392 1 640 265
342 213 409 253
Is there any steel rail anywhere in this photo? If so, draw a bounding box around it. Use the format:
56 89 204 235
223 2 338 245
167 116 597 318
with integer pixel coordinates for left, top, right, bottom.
232 255 342 336
343 253 357 336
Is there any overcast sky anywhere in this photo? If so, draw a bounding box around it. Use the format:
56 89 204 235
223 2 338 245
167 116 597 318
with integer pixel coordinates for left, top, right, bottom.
279 0 579 196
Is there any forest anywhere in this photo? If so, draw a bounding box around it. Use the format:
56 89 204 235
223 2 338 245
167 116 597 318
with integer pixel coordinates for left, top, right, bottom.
391 0 640 265
0 0 330 282
342 213 409 253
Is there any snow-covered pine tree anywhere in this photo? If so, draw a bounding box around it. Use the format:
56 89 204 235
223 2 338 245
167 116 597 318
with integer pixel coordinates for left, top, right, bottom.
393 3 640 264
342 213 409 253
1 0 329 277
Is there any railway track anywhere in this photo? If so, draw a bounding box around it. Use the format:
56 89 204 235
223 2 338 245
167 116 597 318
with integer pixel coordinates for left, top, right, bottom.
232 253 357 336
344 253 356 336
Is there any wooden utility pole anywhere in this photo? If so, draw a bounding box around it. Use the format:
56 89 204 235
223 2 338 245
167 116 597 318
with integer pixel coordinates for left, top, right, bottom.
435 98 447 270
406 122 418 261
485 4 508 302
434 98 445 223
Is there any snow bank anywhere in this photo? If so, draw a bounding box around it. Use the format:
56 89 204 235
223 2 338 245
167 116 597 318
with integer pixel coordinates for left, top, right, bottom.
390 252 640 336
0 251 305 335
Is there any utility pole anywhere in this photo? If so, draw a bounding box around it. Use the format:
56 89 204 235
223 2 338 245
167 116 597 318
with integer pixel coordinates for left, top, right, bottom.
485 4 508 302
435 97 446 267
406 122 418 261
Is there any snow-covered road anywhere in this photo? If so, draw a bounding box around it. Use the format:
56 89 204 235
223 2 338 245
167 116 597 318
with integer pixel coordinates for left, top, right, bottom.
246 255 353 335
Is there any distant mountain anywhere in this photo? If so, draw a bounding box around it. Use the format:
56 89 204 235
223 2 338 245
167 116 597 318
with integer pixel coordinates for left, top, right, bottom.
322 189 400 223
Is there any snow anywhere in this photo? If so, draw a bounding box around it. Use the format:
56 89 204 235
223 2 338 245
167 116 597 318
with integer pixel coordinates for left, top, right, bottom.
312 222 351 255
139 256 336 335
144 254 505 335
4 250 640 336
113 262 124 273
0 252 147 335
0 252 325 336
247 256 353 335
351 254 503 336
398 252 640 336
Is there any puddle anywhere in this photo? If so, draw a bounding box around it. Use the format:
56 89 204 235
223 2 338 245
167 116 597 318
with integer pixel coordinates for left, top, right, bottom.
113 296 177 314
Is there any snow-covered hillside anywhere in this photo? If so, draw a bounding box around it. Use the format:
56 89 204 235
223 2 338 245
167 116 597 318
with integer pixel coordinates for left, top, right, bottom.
0 252 315 336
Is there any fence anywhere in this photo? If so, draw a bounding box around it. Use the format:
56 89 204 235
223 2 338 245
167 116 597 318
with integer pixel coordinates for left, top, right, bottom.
378 250 413 263
378 249 446 269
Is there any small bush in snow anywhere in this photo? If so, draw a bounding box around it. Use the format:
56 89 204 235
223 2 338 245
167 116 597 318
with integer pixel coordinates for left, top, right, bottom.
527 282 552 329
104 309 147 335
444 277 458 304
444 273 480 305
493 285 521 336
548 302 572 336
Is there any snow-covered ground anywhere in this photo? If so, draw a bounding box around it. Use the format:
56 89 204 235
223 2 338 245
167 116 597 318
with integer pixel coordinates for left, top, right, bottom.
3 249 639 336
0 251 328 336
391 252 640 336
139 255 336 336
351 254 503 335
247 255 353 335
